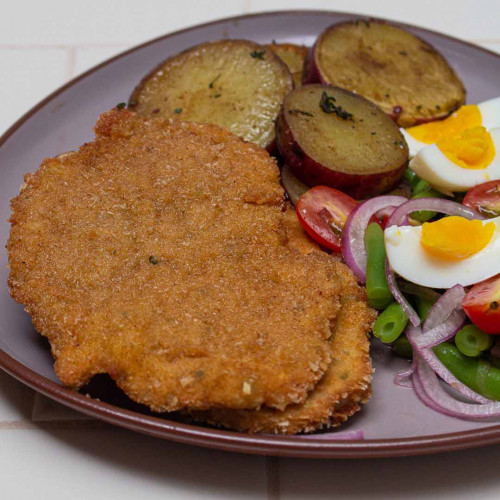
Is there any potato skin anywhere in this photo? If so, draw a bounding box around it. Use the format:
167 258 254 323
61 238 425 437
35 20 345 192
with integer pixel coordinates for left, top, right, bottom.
303 20 466 127
302 45 322 86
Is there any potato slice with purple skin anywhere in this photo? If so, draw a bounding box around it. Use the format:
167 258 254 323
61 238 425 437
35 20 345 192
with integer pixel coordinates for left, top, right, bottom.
303 20 466 127
276 85 409 199
280 163 309 205
129 40 293 150
268 43 308 88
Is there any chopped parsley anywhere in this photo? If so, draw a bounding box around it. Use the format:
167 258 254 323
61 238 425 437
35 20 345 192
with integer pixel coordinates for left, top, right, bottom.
214 93 221 98
174 108 183 114
209 74 221 88
129 100 137 107
149 255 159 265
288 109 313 117
250 50 266 60
116 102 126 109
319 92 353 121
399 51 408 56
393 140 404 147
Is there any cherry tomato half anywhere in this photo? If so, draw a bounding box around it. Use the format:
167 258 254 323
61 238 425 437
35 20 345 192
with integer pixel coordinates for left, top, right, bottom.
462 274 500 334
463 180 500 218
296 186 358 252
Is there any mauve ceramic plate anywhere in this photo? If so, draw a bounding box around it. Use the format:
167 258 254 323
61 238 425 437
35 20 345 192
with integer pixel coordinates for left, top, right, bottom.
1 10 499 459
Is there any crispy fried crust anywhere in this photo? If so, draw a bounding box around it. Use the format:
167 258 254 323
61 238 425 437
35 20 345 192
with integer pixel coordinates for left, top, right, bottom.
187 263 375 434
8 109 347 412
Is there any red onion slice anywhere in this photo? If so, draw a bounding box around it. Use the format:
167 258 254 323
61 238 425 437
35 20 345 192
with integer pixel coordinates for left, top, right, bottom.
394 359 416 389
415 359 500 420
386 260 421 326
413 310 466 349
386 198 484 228
375 205 398 221
412 363 438 407
424 285 465 332
341 196 407 283
406 325 491 404
393 288 466 385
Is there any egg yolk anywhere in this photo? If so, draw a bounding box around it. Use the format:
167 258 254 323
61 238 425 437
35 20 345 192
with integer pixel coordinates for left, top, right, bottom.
420 216 495 261
436 127 495 169
406 105 481 144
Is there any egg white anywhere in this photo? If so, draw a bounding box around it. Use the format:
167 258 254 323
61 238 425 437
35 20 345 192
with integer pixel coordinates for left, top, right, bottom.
401 128 426 158
408 127 500 195
478 97 500 130
401 97 500 158
384 216 500 288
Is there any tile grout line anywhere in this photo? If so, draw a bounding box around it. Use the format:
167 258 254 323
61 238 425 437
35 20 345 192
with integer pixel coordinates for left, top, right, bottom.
65 46 78 80
266 456 280 500
0 42 132 49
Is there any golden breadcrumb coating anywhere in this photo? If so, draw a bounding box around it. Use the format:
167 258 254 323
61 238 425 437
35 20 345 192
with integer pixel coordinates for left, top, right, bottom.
188 259 375 434
8 109 349 412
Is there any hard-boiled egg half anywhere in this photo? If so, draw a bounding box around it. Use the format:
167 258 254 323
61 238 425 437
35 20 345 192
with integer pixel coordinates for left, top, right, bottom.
401 97 500 157
385 216 500 288
408 126 500 195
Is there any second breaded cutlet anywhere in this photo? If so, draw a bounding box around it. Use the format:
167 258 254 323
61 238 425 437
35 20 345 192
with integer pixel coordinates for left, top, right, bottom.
8 109 350 413
188 217 375 434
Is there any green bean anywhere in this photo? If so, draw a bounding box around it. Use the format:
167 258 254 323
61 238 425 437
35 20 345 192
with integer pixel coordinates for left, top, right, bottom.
455 325 494 357
403 168 420 190
364 223 393 309
433 342 500 400
410 187 445 222
412 179 432 196
487 353 500 370
414 295 436 322
373 302 409 343
392 335 413 359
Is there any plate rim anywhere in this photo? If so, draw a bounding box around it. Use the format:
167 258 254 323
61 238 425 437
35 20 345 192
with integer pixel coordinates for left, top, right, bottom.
1 9 499 459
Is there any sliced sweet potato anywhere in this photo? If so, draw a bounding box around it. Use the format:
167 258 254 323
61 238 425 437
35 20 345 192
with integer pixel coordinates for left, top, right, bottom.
276 85 408 199
268 43 308 88
281 163 309 205
303 20 466 127
129 40 293 149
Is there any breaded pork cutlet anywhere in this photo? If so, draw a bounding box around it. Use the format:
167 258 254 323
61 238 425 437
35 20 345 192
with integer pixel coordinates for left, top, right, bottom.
189 220 375 434
8 109 348 413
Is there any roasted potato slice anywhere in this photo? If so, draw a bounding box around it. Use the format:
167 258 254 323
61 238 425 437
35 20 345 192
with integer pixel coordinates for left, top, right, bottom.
303 20 466 127
268 43 308 88
129 40 293 149
280 163 309 205
276 85 408 199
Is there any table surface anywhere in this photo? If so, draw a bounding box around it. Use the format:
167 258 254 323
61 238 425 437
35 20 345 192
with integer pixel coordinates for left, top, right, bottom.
1 1 500 498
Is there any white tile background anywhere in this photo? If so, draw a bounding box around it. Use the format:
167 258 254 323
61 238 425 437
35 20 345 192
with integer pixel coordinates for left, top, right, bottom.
1 1 500 498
